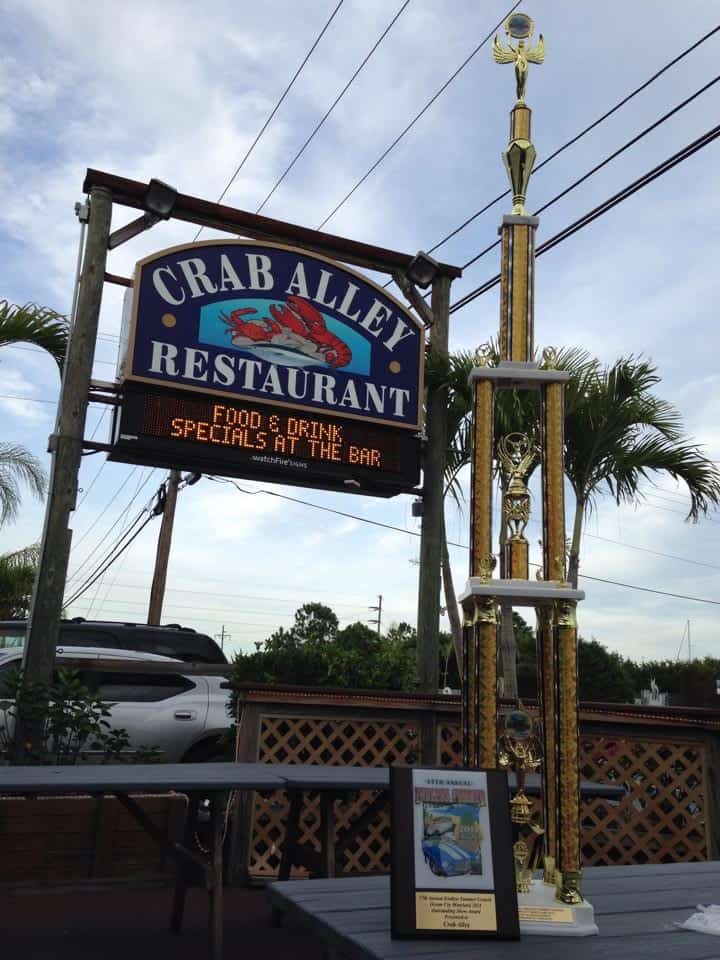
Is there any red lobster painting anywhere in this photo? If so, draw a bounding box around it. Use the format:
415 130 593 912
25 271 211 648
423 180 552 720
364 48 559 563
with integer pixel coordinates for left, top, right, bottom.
219 295 352 369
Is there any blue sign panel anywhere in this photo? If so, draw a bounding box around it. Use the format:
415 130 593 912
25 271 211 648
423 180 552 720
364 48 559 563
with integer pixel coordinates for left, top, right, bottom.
120 241 424 430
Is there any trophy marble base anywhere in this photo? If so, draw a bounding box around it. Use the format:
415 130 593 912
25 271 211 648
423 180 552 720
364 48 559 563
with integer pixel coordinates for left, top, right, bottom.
518 880 598 937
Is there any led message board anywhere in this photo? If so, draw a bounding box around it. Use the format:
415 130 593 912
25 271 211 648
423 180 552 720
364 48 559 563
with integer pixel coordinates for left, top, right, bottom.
108 385 421 496
118 240 424 430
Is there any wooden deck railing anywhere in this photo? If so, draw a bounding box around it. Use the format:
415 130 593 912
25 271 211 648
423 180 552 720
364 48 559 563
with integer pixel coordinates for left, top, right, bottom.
233 684 720 880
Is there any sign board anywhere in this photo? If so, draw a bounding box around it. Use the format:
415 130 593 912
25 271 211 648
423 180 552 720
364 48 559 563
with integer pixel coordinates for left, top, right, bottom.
108 383 420 495
110 239 424 495
117 240 424 430
390 767 518 940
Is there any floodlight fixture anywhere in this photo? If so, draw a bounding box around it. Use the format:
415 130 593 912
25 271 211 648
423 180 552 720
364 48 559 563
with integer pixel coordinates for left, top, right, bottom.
144 178 178 219
405 251 440 290
107 177 178 250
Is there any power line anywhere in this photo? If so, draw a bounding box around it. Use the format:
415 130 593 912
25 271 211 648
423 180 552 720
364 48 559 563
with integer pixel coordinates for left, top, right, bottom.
0 393 106 408
315 1 522 231
70 467 142 555
64 578 383 609
457 73 720 275
68 470 163 589
3 343 115 367
75 410 110 512
576 574 720 607
64 513 156 607
255 0 411 215
449 121 720 314
63 605 357 631
192 0 344 241
68 469 157 583
213 477 720 607
0 393 57 405
420 24 720 258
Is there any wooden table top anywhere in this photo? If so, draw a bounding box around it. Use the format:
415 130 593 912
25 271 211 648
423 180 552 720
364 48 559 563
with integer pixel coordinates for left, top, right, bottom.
0 762 624 800
0 761 286 794
268 861 720 959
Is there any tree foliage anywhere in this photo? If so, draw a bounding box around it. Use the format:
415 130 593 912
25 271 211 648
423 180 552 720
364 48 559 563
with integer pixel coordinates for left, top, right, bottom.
231 604 437 699
228 604 720 709
0 545 39 618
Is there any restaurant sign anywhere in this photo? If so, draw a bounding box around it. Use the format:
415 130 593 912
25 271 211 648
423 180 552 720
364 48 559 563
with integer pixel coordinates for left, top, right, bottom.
118 240 424 430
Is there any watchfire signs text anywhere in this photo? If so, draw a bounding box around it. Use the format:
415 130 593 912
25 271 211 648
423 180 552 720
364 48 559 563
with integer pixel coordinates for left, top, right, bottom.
119 241 424 430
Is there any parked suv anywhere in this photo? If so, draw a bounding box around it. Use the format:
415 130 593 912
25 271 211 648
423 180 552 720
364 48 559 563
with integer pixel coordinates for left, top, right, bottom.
0 646 231 762
0 619 228 665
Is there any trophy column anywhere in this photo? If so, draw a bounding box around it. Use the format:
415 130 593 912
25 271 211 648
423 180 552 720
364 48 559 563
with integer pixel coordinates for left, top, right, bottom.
463 367 497 769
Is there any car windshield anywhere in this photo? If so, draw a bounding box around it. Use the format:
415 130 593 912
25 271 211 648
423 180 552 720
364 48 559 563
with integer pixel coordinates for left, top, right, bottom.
0 629 24 649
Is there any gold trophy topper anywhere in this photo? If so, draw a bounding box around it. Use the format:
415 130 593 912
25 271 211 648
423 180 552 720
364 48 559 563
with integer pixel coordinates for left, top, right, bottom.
492 12 545 103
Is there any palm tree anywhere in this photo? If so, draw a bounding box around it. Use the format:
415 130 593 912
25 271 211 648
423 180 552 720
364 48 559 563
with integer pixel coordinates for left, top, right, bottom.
0 301 68 527
0 544 39 618
438 347 720 693
437 348 484 669
563 354 720 587
0 300 69 372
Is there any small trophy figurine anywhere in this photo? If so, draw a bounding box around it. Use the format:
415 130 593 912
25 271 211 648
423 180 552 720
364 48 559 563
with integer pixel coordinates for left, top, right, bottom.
498 705 545 894
492 12 545 104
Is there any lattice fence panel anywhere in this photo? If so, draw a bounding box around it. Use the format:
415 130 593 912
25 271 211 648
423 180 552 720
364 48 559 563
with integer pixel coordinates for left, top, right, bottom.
437 722 707 866
580 735 706 865
249 715 420 878
248 716 708 877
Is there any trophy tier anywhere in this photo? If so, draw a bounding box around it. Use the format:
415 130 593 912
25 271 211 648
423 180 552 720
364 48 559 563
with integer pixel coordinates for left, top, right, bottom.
469 360 570 389
459 579 585 607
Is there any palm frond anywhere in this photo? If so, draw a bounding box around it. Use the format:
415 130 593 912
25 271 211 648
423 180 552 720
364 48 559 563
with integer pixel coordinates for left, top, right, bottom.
0 443 47 526
0 300 68 373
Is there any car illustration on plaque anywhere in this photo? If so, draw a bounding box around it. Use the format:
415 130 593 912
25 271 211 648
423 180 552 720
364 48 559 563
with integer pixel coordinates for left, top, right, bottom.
421 836 474 878
423 814 455 837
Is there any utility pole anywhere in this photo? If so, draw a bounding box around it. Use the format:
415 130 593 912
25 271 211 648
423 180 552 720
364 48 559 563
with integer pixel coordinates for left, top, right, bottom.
368 595 383 636
18 186 112 756
147 469 181 625
215 625 231 651
416 275 450 692
687 619 692 662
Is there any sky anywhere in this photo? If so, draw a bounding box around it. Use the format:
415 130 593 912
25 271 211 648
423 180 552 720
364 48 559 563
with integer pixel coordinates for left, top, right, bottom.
1 0 719 668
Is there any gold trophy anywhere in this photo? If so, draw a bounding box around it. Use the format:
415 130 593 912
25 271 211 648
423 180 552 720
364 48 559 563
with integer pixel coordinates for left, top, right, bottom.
460 9 597 936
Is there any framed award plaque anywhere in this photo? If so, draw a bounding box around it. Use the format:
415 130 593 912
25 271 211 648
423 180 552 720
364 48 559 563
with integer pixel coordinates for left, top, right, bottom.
390 766 519 940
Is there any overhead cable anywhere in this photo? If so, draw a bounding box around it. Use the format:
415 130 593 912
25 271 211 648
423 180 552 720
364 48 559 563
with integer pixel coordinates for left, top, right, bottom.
449 122 720 314
422 24 720 258
315 1 522 230
255 0 412 214
64 512 156 607
212 477 720 606
456 73 720 275
192 0 344 241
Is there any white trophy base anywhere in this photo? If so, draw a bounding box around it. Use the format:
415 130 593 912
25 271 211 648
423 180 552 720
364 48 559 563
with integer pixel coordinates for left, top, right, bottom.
518 878 599 937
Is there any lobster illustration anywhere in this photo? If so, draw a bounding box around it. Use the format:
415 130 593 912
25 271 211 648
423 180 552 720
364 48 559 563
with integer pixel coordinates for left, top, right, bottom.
220 295 352 369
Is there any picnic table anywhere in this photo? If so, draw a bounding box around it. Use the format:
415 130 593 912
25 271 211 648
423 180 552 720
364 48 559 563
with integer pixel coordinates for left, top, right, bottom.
0 761 286 960
0 763 625 958
267 861 720 960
